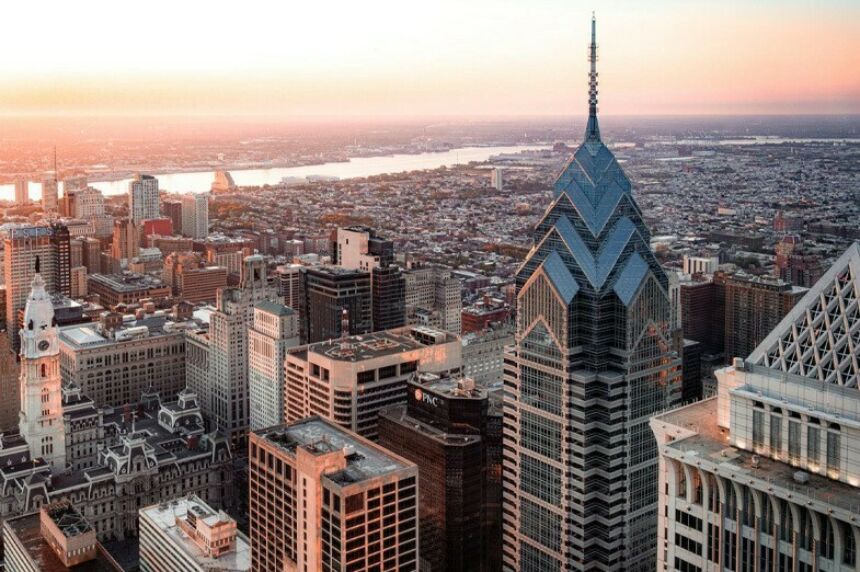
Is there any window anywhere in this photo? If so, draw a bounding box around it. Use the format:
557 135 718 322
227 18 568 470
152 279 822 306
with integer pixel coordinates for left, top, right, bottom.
769 414 782 455
807 426 820 466
826 431 840 477
752 409 764 449
788 420 801 463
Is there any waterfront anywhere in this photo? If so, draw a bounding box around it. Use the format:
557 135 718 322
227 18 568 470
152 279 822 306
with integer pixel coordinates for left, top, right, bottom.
0 145 545 201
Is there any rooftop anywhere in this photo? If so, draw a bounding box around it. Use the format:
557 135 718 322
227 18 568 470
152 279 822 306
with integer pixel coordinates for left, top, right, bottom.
255 417 412 485
88 273 166 292
254 300 295 317
4 512 121 572
306 326 455 362
654 397 860 517
140 497 250 571
59 312 207 349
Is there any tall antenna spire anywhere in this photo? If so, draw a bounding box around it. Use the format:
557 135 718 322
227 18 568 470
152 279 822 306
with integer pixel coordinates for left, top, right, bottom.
585 13 601 142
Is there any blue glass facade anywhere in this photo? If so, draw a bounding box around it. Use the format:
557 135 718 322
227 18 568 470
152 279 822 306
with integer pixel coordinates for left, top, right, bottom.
502 16 682 572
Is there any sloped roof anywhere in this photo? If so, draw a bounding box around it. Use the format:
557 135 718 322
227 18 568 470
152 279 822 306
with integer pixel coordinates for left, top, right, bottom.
749 242 860 388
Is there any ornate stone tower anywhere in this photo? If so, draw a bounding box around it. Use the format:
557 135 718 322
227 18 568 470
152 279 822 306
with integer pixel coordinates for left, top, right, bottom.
18 266 67 473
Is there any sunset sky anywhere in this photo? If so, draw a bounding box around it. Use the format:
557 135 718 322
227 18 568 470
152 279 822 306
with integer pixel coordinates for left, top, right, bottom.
1 0 858 117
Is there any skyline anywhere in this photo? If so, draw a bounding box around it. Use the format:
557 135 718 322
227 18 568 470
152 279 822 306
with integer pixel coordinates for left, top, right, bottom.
1 0 858 118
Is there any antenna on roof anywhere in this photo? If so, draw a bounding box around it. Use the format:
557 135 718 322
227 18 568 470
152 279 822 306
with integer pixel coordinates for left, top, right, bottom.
585 13 601 142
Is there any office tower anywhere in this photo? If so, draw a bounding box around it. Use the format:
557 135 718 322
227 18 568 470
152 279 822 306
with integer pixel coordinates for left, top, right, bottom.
4 226 58 352
491 167 504 191
50 223 71 297
18 272 67 472
78 237 102 275
249 418 419 572
42 172 59 213
284 325 461 440
73 186 105 218
70 237 83 269
3 502 123 572
14 178 28 206
333 226 406 331
0 335 19 431
680 273 726 357
682 254 719 276
681 338 703 401
301 266 372 343
129 173 160 224
110 217 139 271
724 272 805 362
59 305 198 406
248 300 299 431
139 496 250 572
162 199 184 233
276 263 303 310
461 324 514 386
372 265 406 331
163 251 227 303
70 266 87 298
503 17 682 571
208 255 277 445
378 373 503 572
404 265 462 334
652 243 860 572
181 193 210 239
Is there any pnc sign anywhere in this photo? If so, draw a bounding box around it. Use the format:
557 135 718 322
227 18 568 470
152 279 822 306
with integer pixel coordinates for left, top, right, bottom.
413 387 440 407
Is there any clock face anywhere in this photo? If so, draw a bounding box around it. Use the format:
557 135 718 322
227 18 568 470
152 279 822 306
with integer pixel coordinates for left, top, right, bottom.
37 340 50 352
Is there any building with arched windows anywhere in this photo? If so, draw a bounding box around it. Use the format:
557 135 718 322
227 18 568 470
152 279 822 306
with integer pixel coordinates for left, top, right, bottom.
652 243 860 571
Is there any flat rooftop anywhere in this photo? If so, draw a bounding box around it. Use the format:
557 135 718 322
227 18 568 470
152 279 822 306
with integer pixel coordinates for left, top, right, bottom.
88 273 166 292
59 312 207 349
4 513 121 572
416 373 487 400
307 327 455 363
140 498 250 571
255 417 412 485
655 397 860 517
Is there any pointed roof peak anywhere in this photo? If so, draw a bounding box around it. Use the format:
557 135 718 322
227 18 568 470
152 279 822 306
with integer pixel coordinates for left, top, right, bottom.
585 14 600 142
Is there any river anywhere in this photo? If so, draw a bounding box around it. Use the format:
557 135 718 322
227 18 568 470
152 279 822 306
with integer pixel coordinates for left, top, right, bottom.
1 145 546 202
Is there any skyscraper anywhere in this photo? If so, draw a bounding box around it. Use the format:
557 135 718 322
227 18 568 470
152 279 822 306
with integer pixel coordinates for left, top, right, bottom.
14 178 28 206
110 217 139 271
300 265 372 343
333 226 406 331
378 372 503 572
652 243 860 572
42 172 59 213
248 300 299 431
249 418 419 572
181 192 210 239
129 173 160 225
4 226 59 352
207 255 278 445
724 272 805 362
502 17 682 571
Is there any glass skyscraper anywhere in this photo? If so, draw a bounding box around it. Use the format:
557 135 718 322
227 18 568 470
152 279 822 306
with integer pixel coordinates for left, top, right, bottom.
502 16 682 571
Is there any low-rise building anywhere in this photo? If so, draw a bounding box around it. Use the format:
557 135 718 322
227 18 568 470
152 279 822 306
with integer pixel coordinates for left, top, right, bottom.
139 496 250 572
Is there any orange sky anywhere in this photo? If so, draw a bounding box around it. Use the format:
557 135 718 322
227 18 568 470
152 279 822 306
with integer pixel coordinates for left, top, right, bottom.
1 0 857 117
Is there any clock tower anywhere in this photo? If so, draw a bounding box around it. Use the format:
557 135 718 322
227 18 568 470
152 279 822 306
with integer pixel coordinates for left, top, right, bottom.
18 270 67 473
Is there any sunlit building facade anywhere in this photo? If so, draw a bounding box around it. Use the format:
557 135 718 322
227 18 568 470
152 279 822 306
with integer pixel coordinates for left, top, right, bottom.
653 243 860 572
